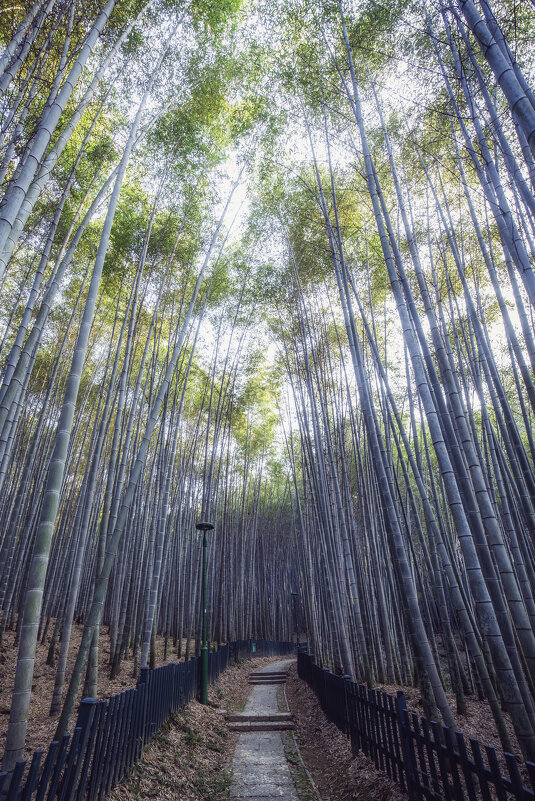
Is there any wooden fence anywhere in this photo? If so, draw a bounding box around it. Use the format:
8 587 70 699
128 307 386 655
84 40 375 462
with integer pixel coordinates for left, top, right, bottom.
0 638 295 800
297 650 535 801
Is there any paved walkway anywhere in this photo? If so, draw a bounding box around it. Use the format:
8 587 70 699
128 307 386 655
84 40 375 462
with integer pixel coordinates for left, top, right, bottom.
229 660 298 800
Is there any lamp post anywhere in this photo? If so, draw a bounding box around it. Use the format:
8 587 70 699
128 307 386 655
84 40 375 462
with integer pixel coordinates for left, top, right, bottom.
196 520 214 705
291 592 300 648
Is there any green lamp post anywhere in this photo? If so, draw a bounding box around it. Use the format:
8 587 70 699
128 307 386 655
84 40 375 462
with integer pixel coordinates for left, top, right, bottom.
291 592 300 647
196 520 214 705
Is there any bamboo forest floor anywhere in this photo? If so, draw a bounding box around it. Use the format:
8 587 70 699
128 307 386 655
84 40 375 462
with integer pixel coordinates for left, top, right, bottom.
108 656 283 801
0 620 187 759
284 664 406 801
109 657 408 801
0 627 526 799
374 679 524 774
286 664 526 792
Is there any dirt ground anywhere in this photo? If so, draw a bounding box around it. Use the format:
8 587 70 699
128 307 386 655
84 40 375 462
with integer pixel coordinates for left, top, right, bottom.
285 663 407 801
110 657 409 801
0 624 529 799
0 621 184 760
108 656 278 801
288 664 529 794
374 680 525 776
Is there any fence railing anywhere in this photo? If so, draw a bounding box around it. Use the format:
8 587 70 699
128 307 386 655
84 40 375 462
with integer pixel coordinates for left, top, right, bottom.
0 638 294 801
297 650 535 801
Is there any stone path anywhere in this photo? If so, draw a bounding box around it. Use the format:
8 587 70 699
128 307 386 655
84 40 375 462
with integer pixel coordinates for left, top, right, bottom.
229 660 298 800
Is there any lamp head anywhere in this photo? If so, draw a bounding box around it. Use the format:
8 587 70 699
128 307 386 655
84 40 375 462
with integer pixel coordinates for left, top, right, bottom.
196 520 214 532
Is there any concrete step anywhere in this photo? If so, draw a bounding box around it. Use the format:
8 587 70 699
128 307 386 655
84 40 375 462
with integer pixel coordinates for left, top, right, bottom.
249 673 287 679
248 678 286 685
249 671 287 678
226 713 293 723
227 720 295 732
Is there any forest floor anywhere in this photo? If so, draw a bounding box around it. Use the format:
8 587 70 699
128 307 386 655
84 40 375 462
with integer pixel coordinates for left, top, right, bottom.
109 658 408 801
284 663 406 801
108 656 277 801
0 620 187 759
375 679 525 774
0 625 527 797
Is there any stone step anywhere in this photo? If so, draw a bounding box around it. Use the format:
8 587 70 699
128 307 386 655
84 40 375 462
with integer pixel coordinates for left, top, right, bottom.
249 673 287 679
227 720 295 732
226 713 293 723
249 671 287 678
248 678 286 685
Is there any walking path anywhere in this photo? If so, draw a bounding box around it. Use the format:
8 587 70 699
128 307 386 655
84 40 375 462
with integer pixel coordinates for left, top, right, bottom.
228 660 298 800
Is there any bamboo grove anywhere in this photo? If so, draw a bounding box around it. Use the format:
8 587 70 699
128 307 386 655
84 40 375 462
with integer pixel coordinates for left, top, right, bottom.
1 0 535 778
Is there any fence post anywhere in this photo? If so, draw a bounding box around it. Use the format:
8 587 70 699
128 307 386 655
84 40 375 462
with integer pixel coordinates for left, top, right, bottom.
66 698 96 801
74 698 97 743
57 700 93 801
396 691 418 799
138 666 150 745
342 675 352 741
3 760 25 800
323 668 330 716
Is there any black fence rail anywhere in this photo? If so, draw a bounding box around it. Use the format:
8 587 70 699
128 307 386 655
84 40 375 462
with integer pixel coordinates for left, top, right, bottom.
204 639 294 684
298 650 535 801
0 638 294 801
